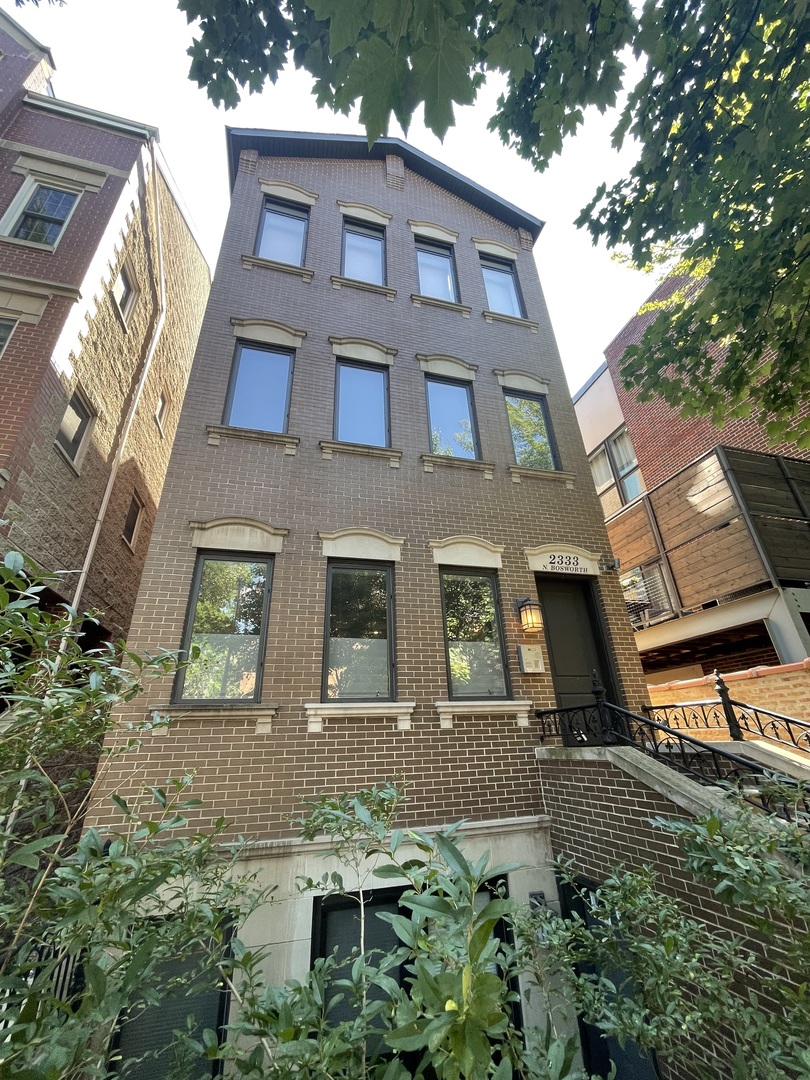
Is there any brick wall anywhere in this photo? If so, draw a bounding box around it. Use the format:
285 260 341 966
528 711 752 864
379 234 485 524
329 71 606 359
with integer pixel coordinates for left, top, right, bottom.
87 145 649 837
647 658 810 722
603 278 810 490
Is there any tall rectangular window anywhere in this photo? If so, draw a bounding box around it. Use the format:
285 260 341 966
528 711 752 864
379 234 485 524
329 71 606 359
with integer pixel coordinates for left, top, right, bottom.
122 493 143 547
0 318 16 358
224 342 293 433
481 256 524 317
335 361 389 447
416 239 458 302
504 391 559 470
342 220 385 285
55 391 94 463
610 428 644 501
13 185 78 246
426 377 479 459
255 199 308 265
176 554 272 703
589 428 644 507
324 563 393 701
441 570 508 699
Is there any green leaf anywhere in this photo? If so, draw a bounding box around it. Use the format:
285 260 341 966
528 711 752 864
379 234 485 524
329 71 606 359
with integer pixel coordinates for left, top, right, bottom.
3 550 24 574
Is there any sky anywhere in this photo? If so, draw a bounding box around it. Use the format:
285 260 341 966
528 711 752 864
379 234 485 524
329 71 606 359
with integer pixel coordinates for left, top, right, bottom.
5 0 658 393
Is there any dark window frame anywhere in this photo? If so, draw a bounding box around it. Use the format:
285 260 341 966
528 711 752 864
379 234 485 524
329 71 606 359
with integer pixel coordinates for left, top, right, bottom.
480 254 526 318
334 359 391 448
55 389 94 464
439 567 511 701
341 218 386 285
254 197 309 267
13 183 78 246
503 389 561 470
122 492 143 548
415 237 460 303
425 375 482 460
589 426 643 505
222 340 294 434
173 550 274 705
321 559 396 704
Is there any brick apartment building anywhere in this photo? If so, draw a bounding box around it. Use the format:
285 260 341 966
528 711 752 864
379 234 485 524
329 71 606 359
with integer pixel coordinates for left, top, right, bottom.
84 128 675 1069
574 277 810 683
0 9 210 640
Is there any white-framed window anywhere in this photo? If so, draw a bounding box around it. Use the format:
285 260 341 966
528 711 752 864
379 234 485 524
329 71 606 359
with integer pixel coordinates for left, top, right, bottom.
155 390 169 435
2 180 80 248
111 262 138 323
55 389 95 467
589 427 644 506
122 493 143 548
0 317 16 358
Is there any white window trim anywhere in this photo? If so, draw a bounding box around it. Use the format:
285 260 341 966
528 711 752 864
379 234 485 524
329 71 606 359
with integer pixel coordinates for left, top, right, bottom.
258 178 318 206
434 699 533 729
417 353 477 381
337 200 392 227
319 527 404 562
408 220 459 244
111 258 139 325
0 317 17 359
303 700 417 733
494 368 550 395
230 317 306 350
188 517 289 554
122 492 144 550
0 174 84 251
429 535 503 568
329 336 396 366
155 390 169 436
54 386 96 472
472 237 519 260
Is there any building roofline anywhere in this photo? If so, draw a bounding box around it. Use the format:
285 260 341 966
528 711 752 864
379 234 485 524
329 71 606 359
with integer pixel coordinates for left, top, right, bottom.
23 92 159 141
571 361 609 404
0 8 55 69
225 128 544 240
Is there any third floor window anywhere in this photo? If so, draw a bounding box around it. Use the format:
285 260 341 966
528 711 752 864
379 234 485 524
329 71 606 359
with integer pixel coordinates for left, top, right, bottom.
480 256 524 317
426 376 479 459
224 342 293 434
342 219 385 285
335 360 389 447
255 198 308 266
415 239 459 303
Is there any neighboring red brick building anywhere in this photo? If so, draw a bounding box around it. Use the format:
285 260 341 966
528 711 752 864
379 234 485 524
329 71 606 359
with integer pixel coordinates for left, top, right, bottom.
0 9 210 639
574 281 810 682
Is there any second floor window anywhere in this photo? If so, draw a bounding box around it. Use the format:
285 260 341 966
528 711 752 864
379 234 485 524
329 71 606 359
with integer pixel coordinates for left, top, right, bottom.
590 427 644 507
12 184 78 246
415 239 459 302
255 199 308 265
504 391 559 470
224 342 293 434
426 377 479 459
175 553 273 703
0 318 16 358
335 360 389 447
342 220 385 284
324 562 394 701
481 256 524 317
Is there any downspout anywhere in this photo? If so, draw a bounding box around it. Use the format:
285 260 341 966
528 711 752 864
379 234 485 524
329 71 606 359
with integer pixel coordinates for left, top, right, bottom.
71 136 166 618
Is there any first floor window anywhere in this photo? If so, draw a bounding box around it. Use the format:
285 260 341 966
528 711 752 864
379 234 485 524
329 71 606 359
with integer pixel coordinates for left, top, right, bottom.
480 256 524 317
13 184 78 246
255 198 308 265
335 360 389 447
56 390 94 463
176 554 272 702
224 342 293 433
342 219 385 284
426 377 479 459
504 391 559 470
0 317 16 358
441 570 508 699
324 562 393 701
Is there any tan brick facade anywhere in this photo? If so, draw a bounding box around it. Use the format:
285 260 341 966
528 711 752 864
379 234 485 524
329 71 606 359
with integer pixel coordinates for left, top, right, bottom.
0 11 210 639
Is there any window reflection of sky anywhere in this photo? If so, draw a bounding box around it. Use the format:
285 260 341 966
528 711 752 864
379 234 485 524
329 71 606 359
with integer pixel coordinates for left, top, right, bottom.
427 380 476 458
337 365 387 446
344 229 383 284
229 347 291 432
258 208 305 264
417 248 456 301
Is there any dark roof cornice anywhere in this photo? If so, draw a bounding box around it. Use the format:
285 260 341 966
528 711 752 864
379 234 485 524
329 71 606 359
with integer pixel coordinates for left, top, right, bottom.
226 128 543 240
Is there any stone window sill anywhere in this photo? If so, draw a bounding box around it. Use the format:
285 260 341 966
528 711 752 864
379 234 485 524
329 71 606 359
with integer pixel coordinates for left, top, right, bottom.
435 699 533 729
156 702 279 735
206 424 300 455
422 454 494 480
411 294 472 318
483 310 539 333
304 700 417 733
241 253 314 282
0 234 55 253
320 440 403 468
330 275 396 301
508 465 575 489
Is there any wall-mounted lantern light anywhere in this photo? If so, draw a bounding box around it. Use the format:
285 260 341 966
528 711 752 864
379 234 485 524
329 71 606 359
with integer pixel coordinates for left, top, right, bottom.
517 598 543 633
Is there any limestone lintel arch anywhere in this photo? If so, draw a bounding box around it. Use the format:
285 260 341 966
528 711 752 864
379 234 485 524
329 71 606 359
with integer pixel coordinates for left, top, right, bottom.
472 237 519 260
258 178 318 206
524 543 601 576
320 527 404 562
417 354 478 381
494 368 550 395
408 220 459 245
329 337 397 366
429 535 504 569
337 200 392 227
231 318 306 350
190 517 289 554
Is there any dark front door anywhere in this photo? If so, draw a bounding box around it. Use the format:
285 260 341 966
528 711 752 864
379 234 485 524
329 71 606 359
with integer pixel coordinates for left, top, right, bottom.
536 576 614 708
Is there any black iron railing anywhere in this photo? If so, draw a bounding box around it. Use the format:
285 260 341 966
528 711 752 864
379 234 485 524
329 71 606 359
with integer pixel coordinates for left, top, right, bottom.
536 680 809 823
643 671 810 756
